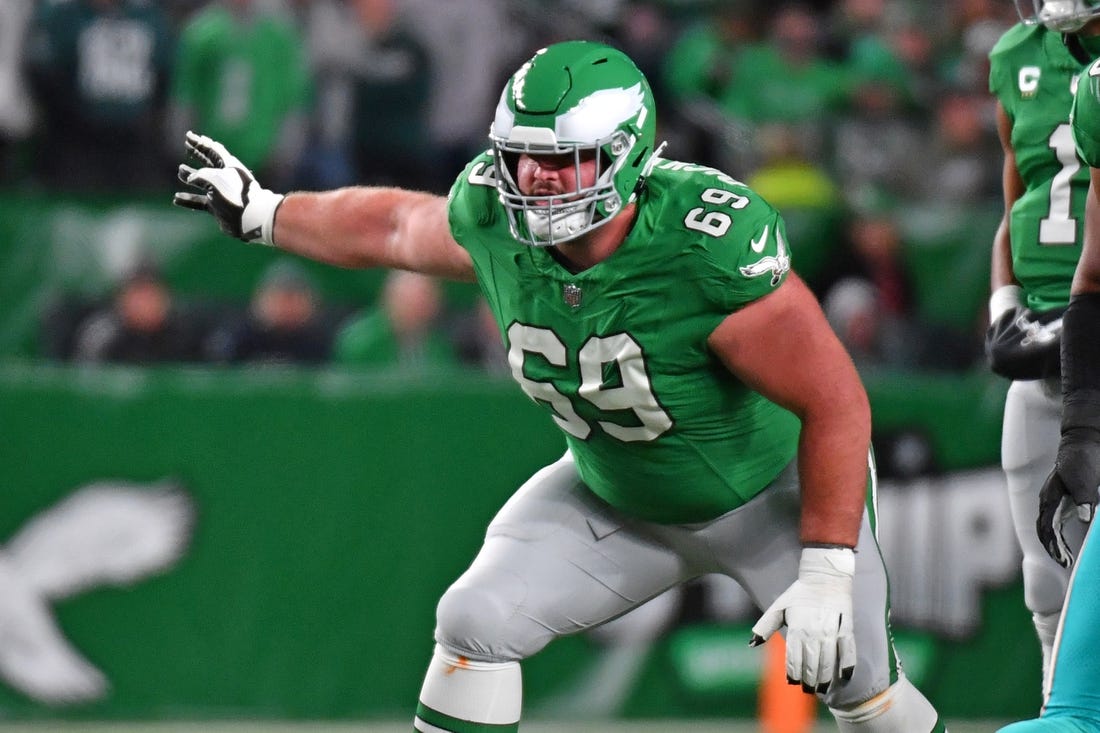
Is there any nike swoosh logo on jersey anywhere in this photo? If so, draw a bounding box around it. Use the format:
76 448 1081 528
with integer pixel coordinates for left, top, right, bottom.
741 228 790 286
750 225 770 253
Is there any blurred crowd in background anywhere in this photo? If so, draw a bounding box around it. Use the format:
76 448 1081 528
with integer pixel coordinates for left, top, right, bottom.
0 0 1019 373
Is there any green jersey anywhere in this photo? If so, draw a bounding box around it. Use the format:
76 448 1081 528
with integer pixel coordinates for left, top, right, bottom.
27 0 174 125
990 23 1090 311
448 153 802 524
1073 55 1100 177
171 7 309 171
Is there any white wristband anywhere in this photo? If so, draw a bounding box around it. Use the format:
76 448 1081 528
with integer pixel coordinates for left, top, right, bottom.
989 284 1023 322
799 546 855 580
243 187 285 247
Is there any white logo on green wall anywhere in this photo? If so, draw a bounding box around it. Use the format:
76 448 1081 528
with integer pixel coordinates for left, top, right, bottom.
0 480 194 705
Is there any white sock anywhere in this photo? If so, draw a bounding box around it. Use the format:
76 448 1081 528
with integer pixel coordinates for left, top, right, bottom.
417 644 522 725
831 676 939 732
1033 610 1060 697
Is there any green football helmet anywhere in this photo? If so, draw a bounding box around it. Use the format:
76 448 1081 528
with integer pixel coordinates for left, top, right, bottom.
1015 0 1100 32
489 41 661 247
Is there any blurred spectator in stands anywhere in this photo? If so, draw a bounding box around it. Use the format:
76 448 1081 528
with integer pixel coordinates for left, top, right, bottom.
168 0 310 191
661 0 763 169
164 0 208 28
448 297 508 375
822 276 916 369
403 0 522 191
828 0 886 42
300 0 432 190
25 0 175 192
544 0 624 38
820 202 980 370
722 3 850 165
824 203 915 320
333 270 454 369
939 0 1015 92
919 86 1000 205
71 261 202 364
205 258 333 365
830 46 925 204
662 1 759 108
613 1 677 105
827 0 933 106
878 5 945 111
745 122 845 293
0 0 35 185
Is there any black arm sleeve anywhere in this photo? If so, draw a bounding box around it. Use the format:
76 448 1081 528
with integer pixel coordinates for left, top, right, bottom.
1061 291 1100 431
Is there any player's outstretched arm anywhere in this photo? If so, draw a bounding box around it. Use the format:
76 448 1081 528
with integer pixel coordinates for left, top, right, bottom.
708 273 868 693
173 131 475 282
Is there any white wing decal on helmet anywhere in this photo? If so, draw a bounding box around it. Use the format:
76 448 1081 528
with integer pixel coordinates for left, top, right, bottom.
555 83 645 142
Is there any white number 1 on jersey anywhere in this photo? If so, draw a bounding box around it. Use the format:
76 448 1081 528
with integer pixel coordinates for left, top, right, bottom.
1041 123 1080 246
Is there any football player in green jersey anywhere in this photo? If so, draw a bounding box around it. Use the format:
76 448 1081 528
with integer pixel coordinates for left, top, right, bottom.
987 0 1100 691
999 4 1100 731
174 40 944 732
990 0 1100 691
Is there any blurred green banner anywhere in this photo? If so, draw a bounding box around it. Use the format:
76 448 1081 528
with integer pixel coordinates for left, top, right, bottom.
0 363 1038 722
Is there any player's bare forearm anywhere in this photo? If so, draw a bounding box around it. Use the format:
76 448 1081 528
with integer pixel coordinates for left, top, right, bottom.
782 319 870 547
796 392 870 548
991 217 1017 290
992 103 1022 291
273 187 476 282
708 275 869 547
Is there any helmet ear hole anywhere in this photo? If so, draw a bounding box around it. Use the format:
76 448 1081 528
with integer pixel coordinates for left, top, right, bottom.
599 149 613 173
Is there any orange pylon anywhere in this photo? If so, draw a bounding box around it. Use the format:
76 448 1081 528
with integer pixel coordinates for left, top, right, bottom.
759 635 817 733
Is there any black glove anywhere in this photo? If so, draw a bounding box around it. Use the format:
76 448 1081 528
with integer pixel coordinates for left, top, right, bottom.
173 131 284 245
985 305 1064 380
1037 426 1100 568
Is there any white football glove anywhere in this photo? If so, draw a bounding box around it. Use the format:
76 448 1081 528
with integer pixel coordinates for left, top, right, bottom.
173 131 284 246
750 546 856 694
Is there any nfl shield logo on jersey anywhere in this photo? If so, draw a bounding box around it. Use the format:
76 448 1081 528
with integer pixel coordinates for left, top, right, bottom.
563 283 583 309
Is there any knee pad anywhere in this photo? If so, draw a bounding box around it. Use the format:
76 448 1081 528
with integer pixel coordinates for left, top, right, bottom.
435 579 543 662
830 676 939 733
1021 556 1068 616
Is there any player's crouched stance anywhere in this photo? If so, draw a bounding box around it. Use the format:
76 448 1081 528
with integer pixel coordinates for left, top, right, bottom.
174 40 945 733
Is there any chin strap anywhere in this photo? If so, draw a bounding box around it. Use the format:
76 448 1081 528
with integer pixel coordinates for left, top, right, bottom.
1064 32 1094 64
632 140 667 200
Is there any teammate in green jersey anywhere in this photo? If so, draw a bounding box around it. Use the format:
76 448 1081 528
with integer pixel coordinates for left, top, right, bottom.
173 40 944 732
987 0 1100 692
999 4 1100 731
